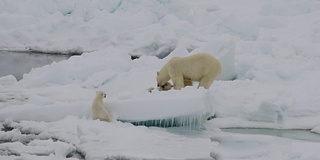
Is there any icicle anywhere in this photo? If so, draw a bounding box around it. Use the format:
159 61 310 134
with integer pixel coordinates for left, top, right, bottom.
126 112 210 128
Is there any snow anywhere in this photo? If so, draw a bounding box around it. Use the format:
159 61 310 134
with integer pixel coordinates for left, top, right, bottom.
210 132 320 160
1 0 320 159
1 117 213 159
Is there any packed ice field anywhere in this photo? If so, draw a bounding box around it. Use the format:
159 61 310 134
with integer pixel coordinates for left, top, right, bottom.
1 0 320 159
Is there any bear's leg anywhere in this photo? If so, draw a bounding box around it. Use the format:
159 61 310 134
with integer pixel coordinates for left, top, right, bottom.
170 75 184 90
183 78 193 86
198 74 217 89
172 76 184 90
168 68 184 90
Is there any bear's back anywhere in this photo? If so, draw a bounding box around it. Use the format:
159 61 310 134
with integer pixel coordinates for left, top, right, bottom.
176 53 218 68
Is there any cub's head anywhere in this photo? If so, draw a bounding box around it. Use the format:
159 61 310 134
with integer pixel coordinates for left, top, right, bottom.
96 91 106 98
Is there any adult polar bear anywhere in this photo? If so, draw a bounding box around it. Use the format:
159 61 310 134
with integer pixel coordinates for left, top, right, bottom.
157 53 222 90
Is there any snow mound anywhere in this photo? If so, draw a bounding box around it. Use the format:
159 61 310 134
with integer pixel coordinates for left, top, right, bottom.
0 75 17 86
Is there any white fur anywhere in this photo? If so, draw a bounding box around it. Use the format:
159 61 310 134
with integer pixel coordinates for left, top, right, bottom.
157 53 222 90
92 91 111 122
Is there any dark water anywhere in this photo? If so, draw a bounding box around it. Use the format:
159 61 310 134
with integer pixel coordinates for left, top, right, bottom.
0 51 70 80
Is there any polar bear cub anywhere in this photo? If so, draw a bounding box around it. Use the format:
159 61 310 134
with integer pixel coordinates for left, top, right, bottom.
157 53 222 90
92 91 112 122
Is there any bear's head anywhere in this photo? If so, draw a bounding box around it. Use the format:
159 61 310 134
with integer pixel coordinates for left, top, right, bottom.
156 71 170 88
96 91 106 98
158 81 172 91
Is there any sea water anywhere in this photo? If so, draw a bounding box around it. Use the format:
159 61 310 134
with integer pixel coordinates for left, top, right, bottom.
0 51 69 80
222 128 320 142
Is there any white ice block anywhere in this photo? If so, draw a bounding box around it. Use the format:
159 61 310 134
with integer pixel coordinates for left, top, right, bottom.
106 88 213 127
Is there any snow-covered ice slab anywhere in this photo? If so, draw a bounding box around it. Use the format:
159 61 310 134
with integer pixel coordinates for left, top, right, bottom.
106 88 213 127
0 87 213 128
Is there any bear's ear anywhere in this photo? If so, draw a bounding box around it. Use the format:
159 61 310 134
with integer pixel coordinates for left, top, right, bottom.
157 71 159 75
